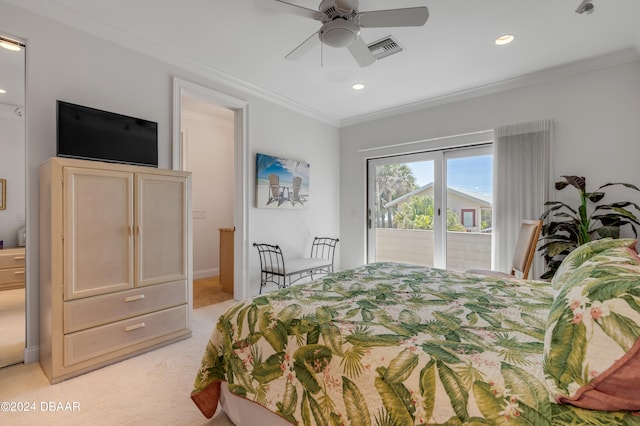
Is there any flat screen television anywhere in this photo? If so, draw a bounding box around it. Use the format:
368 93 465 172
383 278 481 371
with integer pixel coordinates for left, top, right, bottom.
57 100 158 167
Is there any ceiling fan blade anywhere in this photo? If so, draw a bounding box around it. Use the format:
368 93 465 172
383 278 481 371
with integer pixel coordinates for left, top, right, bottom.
347 36 376 67
358 6 429 28
285 31 320 60
272 0 324 20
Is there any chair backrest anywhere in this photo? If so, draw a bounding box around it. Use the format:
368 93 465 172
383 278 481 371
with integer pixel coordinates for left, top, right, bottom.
268 174 280 199
253 243 285 275
511 219 543 279
292 176 301 200
310 237 339 263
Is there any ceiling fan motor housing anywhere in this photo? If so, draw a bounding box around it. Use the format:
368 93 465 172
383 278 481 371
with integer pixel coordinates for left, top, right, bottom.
320 19 360 47
320 0 359 14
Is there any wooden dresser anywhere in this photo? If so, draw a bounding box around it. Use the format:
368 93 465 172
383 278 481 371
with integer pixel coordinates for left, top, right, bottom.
0 247 26 290
40 157 192 383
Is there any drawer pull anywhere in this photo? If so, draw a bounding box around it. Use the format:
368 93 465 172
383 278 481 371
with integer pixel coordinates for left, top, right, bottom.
124 294 145 302
13 256 26 260
14 271 25 275
125 322 146 332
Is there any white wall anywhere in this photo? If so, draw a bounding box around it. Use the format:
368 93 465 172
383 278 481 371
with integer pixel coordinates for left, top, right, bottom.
181 110 234 279
248 98 341 295
0 109 25 248
340 59 640 269
0 3 341 362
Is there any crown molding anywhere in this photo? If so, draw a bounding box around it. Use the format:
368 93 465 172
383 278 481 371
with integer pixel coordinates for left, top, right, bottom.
5 0 341 127
339 48 640 128
6 1 639 130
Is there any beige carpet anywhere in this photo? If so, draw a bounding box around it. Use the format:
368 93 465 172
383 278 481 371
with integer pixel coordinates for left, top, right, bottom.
0 299 238 426
0 288 26 367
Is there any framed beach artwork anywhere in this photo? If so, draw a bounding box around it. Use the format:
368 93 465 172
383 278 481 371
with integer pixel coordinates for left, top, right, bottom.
256 153 309 209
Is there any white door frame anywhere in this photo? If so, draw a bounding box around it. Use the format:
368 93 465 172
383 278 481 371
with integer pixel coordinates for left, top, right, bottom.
367 152 445 267
366 144 493 269
172 77 249 301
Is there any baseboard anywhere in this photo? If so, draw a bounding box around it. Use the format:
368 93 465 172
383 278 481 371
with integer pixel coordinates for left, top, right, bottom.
194 268 219 280
24 344 40 364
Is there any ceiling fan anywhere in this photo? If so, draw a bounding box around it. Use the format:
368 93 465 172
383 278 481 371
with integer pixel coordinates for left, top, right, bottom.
273 0 429 67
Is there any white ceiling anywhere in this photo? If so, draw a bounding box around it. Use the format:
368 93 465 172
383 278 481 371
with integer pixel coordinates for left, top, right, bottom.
4 0 640 125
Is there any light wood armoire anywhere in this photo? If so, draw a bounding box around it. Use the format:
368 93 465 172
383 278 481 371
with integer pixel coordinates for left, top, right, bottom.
40 157 192 383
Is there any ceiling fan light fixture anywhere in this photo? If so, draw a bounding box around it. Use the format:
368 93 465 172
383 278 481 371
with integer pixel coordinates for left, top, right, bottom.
320 20 360 48
495 34 515 46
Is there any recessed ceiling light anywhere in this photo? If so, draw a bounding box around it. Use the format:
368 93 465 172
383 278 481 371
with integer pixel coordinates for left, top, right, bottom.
0 40 21 51
495 34 515 46
0 89 6 94
352 83 365 90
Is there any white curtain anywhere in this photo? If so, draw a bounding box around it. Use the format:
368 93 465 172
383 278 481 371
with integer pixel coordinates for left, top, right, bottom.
492 119 552 280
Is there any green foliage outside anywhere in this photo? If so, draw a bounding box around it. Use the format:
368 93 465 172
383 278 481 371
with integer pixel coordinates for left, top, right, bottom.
393 195 466 231
481 208 492 231
374 164 417 228
375 164 484 231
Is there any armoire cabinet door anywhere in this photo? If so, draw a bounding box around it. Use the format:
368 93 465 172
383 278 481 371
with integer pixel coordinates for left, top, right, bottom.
135 173 188 287
64 168 135 300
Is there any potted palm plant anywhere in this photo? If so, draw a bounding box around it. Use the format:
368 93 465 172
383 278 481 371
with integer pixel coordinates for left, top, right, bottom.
539 175 640 279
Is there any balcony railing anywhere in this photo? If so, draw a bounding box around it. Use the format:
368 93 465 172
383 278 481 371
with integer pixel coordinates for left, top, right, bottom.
374 228 491 271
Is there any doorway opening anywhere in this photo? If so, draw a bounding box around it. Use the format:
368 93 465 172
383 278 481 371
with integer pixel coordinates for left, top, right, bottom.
172 78 248 303
0 33 26 368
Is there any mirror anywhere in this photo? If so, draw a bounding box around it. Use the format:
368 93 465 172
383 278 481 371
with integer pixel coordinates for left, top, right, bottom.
0 33 26 368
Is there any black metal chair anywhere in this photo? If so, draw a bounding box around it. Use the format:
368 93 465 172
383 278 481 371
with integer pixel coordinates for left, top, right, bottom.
253 243 287 294
308 237 339 277
253 237 339 294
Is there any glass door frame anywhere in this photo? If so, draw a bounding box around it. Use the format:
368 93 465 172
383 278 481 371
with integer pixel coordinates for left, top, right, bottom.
367 151 445 268
366 144 492 269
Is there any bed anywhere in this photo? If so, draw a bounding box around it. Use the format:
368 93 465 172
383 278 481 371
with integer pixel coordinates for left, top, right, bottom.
191 239 640 425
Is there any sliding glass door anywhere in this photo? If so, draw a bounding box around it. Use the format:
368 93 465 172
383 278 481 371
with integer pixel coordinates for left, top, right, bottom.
445 150 493 271
368 152 443 268
367 146 492 271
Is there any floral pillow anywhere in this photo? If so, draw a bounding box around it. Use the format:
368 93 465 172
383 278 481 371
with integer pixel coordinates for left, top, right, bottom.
551 238 639 289
543 245 640 413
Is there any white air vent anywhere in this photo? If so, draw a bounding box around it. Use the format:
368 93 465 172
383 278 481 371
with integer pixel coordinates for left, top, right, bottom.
367 36 403 60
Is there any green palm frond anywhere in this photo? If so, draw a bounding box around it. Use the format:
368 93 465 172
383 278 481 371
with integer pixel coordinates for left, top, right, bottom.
341 345 365 378
352 324 372 336
318 391 337 418
498 349 531 366
250 345 262 366
454 362 485 390
254 383 268 405
374 408 395 426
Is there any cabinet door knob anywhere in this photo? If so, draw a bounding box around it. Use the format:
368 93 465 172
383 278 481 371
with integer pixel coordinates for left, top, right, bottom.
125 322 146 332
124 294 145 302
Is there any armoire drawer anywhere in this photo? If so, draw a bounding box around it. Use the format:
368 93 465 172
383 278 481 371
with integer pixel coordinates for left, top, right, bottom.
64 280 187 333
63 304 188 367
0 267 25 286
0 248 26 269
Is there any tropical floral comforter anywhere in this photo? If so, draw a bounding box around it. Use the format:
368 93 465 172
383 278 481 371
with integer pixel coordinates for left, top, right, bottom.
191 262 639 425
